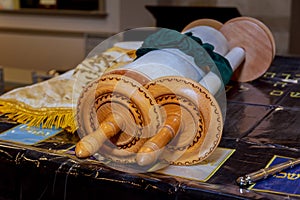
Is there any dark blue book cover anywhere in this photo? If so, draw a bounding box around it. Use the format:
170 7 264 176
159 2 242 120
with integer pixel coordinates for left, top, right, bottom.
251 155 300 197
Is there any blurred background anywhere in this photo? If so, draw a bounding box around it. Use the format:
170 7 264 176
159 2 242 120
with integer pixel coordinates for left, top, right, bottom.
0 0 298 91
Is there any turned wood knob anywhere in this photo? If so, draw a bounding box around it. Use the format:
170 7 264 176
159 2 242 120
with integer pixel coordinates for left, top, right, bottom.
136 106 182 166
137 76 223 166
75 113 123 158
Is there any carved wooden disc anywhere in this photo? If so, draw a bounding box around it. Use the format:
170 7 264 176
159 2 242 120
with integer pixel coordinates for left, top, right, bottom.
225 17 276 58
76 72 162 163
182 18 223 32
220 17 275 82
145 76 223 165
103 68 152 86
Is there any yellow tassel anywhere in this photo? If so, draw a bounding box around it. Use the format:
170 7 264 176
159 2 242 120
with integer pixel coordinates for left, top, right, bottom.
0 99 77 133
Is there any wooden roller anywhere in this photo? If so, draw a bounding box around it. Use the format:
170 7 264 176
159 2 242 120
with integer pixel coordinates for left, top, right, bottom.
75 69 162 161
136 17 276 166
136 76 222 166
182 17 276 82
74 36 222 171
75 45 224 170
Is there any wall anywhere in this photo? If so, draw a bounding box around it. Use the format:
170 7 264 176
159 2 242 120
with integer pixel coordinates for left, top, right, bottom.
0 0 158 84
119 0 157 31
0 30 85 83
216 0 291 56
0 0 294 85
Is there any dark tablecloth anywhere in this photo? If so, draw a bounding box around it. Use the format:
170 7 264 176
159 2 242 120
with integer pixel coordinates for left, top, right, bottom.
0 55 299 200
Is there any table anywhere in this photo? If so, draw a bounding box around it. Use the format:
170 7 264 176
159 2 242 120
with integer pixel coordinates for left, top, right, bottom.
0 55 299 200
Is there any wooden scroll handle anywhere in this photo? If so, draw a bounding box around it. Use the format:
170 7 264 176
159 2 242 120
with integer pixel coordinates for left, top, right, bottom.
220 17 275 82
136 105 181 166
182 17 276 82
75 70 162 159
75 113 123 158
136 76 217 166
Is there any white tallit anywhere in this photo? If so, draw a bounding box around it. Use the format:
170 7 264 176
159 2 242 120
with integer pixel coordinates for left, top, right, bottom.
0 43 139 133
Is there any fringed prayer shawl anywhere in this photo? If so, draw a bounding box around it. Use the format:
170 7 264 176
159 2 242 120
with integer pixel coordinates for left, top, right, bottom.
0 43 139 133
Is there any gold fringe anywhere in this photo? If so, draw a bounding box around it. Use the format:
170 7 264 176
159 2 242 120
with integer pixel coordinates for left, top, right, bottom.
0 99 77 133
